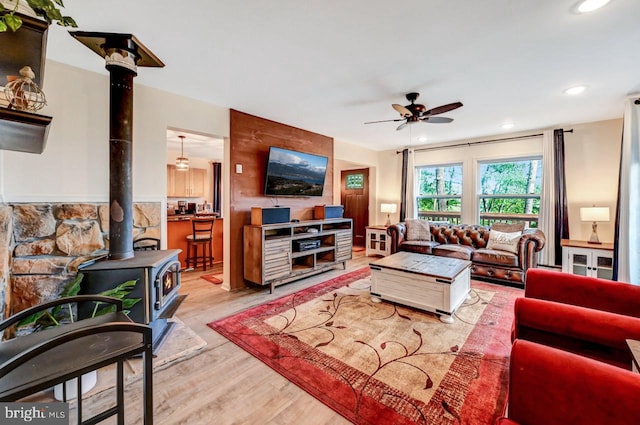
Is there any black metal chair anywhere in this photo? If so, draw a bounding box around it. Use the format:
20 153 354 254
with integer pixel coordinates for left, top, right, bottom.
0 295 153 425
133 237 161 251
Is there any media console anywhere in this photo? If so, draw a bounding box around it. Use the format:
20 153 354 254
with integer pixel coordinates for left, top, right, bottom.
243 218 353 293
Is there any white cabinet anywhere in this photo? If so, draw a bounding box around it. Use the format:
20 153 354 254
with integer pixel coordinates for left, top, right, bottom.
366 226 390 256
561 239 614 280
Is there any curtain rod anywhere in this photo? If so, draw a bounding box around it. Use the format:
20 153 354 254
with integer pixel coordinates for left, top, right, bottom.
396 128 574 154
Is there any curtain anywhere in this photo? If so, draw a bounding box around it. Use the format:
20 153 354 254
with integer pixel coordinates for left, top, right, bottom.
399 148 415 222
553 129 570 266
613 97 640 283
211 162 222 214
400 148 408 221
538 130 556 266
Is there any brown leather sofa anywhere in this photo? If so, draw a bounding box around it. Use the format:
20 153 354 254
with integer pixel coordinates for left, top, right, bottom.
387 222 546 287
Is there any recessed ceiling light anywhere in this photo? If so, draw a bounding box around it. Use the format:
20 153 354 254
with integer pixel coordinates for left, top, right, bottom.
564 85 587 95
418 136 428 143
501 123 514 130
577 0 611 13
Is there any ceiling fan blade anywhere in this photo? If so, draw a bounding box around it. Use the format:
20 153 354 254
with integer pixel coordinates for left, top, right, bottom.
396 122 408 131
364 118 404 124
423 102 463 117
392 104 413 118
421 116 454 124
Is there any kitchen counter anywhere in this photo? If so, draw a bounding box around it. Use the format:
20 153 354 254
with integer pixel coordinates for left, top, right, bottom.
167 213 218 222
167 216 223 269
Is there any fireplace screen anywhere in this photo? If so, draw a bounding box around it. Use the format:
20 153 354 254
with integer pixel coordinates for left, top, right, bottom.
156 260 180 310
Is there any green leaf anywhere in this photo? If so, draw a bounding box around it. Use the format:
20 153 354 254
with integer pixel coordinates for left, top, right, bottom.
5 14 22 32
0 4 5 12
0 20 7 32
60 16 76 27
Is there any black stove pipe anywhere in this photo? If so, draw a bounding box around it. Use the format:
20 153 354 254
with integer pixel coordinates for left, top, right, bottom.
69 32 165 260
106 42 138 260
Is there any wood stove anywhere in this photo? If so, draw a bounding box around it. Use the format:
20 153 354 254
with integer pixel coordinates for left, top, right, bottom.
79 250 184 348
68 33 180 350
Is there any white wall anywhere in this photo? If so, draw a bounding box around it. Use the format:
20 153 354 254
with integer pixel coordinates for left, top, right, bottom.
334 139 379 225
0 60 230 242
564 119 622 242
376 119 623 243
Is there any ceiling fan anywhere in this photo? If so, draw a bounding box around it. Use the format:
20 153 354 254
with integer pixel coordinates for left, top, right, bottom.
365 92 463 131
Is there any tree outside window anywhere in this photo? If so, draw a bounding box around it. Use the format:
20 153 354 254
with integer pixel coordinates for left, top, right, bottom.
415 164 462 223
478 158 542 228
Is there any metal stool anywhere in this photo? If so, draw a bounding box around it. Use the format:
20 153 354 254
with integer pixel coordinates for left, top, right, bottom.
185 218 214 271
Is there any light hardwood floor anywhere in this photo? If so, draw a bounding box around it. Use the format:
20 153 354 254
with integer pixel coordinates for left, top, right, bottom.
87 251 371 424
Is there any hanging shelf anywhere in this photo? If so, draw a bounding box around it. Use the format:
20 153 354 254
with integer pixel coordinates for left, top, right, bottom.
0 10 51 154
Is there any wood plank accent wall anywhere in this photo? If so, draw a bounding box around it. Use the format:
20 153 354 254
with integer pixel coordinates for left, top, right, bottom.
228 110 334 290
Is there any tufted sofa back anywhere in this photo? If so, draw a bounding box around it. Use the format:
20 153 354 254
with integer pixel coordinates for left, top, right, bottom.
431 224 490 248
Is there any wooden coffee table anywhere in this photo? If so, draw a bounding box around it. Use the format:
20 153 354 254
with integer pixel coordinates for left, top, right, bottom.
369 251 472 323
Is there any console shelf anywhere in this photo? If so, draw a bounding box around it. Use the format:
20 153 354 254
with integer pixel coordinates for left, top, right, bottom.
244 218 353 292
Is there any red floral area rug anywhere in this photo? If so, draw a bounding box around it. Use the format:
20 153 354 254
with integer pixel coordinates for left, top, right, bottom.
208 267 522 425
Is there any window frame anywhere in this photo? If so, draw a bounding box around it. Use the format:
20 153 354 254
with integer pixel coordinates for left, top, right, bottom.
476 155 543 228
414 162 464 223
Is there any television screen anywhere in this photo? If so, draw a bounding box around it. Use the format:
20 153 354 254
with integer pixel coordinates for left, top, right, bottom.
264 147 328 197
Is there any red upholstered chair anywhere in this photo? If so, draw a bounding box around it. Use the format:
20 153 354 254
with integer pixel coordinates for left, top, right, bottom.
513 268 640 369
495 339 640 425
524 268 640 316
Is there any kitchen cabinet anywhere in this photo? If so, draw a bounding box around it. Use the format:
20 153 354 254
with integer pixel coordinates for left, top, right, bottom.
167 165 207 197
561 239 614 280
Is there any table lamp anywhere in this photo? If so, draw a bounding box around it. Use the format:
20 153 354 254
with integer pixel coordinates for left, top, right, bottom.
381 203 397 227
580 206 610 244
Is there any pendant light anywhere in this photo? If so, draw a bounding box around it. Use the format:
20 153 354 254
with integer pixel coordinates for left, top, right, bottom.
175 135 189 171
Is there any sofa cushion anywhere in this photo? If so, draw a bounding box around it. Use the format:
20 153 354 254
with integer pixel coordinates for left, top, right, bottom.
399 240 439 255
473 248 519 267
432 244 474 260
486 230 522 253
491 222 525 233
405 219 431 241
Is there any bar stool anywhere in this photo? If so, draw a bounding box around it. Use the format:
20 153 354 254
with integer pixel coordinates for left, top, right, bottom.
185 218 215 271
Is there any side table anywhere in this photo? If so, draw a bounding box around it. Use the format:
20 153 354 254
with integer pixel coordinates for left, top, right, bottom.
365 225 391 257
627 339 640 373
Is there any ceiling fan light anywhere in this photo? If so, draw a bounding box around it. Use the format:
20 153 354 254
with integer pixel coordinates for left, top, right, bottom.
577 0 611 13
564 85 587 95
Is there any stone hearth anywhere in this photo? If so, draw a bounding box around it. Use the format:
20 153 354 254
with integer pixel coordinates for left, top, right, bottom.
0 202 160 318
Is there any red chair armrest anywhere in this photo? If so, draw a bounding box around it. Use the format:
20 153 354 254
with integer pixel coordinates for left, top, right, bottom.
514 297 640 368
525 268 640 317
506 340 640 424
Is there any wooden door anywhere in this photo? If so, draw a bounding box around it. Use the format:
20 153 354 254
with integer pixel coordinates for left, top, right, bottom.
341 169 369 247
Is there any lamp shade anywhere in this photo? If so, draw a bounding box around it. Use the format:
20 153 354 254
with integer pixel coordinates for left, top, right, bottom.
580 207 610 222
381 203 397 214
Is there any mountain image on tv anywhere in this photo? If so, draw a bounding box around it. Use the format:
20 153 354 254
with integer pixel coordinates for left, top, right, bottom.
265 147 328 196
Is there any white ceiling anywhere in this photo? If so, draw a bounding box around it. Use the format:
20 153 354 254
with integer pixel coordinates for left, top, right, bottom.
45 0 640 151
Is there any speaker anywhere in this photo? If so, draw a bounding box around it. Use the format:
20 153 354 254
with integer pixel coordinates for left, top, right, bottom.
251 207 291 225
314 205 344 219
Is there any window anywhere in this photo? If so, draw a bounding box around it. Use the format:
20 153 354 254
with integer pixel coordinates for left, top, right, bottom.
477 157 542 228
345 174 364 189
415 164 463 223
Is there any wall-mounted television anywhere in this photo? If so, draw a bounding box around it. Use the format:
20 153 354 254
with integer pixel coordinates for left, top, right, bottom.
264 147 328 197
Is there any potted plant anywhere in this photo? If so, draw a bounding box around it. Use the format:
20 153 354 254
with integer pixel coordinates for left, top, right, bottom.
17 272 141 400
0 0 77 32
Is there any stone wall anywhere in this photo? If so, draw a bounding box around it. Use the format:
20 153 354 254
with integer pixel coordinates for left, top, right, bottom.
0 202 161 318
